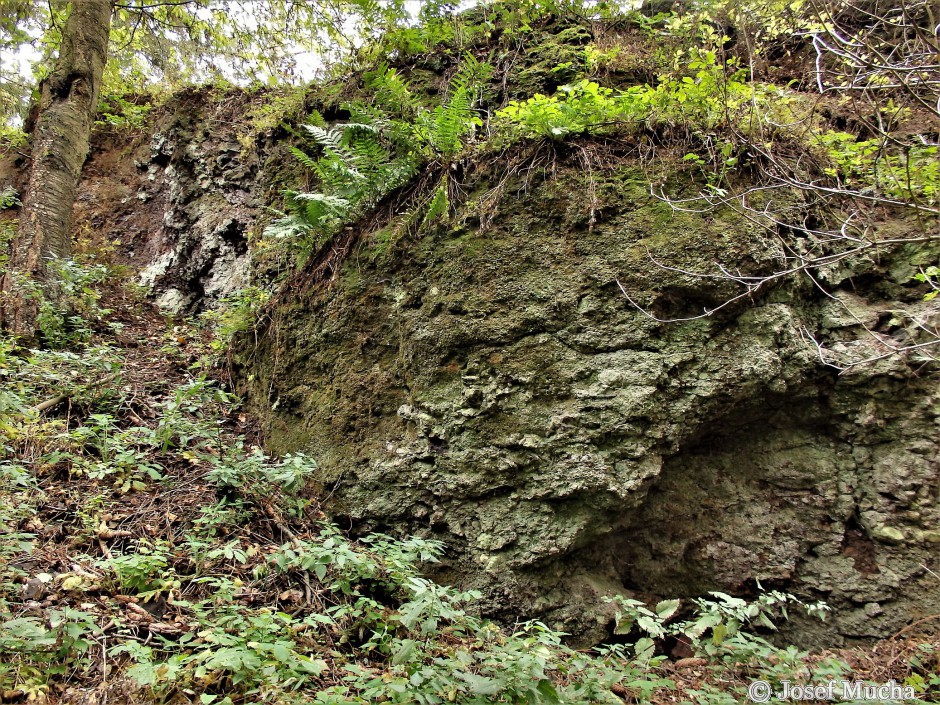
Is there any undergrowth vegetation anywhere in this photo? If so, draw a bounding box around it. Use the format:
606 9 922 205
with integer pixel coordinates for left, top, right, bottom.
496 52 792 141
3 265 938 702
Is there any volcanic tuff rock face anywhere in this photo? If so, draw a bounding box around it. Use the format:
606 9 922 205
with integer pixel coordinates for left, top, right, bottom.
238 162 940 646
4 14 934 648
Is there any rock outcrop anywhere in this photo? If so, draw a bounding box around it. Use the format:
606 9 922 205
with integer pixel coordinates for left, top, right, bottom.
1 88 305 312
3 14 935 649
237 161 940 645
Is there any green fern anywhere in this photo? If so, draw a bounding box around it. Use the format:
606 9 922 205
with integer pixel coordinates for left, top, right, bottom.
412 54 493 161
266 54 492 262
346 103 392 132
300 124 359 168
368 63 418 115
289 146 320 173
260 211 308 241
266 112 418 259
292 192 350 224
304 109 327 128
422 180 450 227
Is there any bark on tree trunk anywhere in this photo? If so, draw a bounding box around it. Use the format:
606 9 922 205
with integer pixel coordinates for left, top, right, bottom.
0 0 111 337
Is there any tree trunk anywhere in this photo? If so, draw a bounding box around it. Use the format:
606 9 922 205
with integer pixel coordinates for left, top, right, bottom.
0 0 111 337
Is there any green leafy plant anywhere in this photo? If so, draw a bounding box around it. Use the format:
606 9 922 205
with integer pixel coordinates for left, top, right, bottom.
498 79 634 139
819 131 940 204
199 285 272 352
206 442 317 494
375 54 493 162
0 186 19 209
46 413 162 491
263 109 420 262
498 48 784 144
914 266 940 301
29 259 114 348
0 609 101 699
0 125 27 150
96 94 152 130
106 539 179 600
607 589 830 665
151 377 235 452
369 54 492 228
906 643 940 697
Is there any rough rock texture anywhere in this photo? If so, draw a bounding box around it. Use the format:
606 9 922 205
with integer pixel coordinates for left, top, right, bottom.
239 161 940 646
2 87 304 312
106 91 309 311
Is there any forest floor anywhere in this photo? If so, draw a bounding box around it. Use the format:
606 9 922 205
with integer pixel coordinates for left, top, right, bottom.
1 276 939 704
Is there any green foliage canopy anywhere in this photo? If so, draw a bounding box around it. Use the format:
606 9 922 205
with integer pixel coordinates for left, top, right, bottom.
0 0 439 132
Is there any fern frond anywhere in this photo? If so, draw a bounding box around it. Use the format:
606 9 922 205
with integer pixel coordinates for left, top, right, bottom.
417 55 493 160
368 63 418 115
376 155 421 192
291 192 351 210
290 146 320 172
422 180 450 227
263 213 312 241
304 110 327 128
312 156 366 193
345 102 392 133
341 122 380 135
301 124 344 151
349 134 390 176
280 91 425 253
262 191 350 253
447 54 493 103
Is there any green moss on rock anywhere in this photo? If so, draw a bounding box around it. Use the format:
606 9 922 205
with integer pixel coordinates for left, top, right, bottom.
236 152 940 646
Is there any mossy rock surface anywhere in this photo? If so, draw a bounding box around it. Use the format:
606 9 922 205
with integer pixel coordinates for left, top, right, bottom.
237 157 940 645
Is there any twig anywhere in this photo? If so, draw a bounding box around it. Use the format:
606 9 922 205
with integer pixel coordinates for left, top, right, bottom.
30 394 68 414
28 371 122 414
